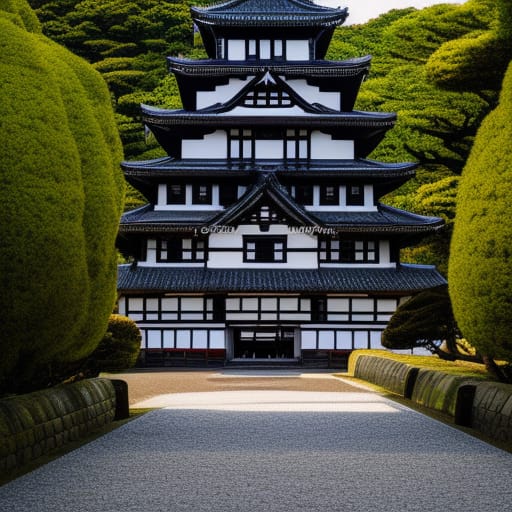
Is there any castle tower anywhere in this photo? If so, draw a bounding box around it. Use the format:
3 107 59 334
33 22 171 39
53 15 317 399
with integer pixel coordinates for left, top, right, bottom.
117 0 446 367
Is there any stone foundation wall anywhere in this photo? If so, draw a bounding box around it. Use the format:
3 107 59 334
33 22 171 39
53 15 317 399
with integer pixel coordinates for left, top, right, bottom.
0 378 116 474
472 382 512 443
353 354 418 397
349 352 512 444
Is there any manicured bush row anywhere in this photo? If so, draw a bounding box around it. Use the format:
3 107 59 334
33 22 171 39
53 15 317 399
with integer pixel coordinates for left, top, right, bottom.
353 354 418 397
0 378 116 474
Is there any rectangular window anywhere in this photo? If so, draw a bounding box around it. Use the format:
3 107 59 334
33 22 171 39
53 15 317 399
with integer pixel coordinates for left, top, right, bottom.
274 40 283 57
157 238 207 262
340 240 378 264
219 183 239 206
243 236 287 263
260 39 271 59
229 129 253 159
294 185 313 205
167 184 186 204
320 185 339 206
347 185 365 206
248 39 257 58
311 297 327 322
285 129 309 159
192 184 212 205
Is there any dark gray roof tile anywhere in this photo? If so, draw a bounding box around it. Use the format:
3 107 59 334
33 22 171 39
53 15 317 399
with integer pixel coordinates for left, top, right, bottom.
118 264 446 294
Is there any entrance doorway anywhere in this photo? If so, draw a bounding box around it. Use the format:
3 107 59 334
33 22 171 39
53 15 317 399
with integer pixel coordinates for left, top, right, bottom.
233 327 295 359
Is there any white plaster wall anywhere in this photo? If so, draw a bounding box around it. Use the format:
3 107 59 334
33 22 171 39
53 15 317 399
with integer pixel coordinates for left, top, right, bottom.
155 184 221 211
227 39 245 60
224 106 308 116
207 225 318 269
286 79 340 110
310 132 354 159
196 78 252 109
182 131 227 158
286 40 310 60
157 183 167 207
380 240 391 265
118 296 126 316
145 239 157 265
255 139 283 159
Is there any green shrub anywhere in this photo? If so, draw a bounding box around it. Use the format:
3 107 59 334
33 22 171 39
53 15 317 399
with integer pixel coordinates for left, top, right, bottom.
448 62 512 367
88 315 141 372
0 0 125 393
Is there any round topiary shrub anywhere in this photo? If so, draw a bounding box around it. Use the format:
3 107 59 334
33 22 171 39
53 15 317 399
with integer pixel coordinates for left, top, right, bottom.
87 315 141 372
0 0 125 393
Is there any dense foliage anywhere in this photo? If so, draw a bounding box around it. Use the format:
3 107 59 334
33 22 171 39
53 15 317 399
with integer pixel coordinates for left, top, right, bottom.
87 314 141 372
448 63 512 374
382 286 478 362
328 1 501 274
0 0 125 393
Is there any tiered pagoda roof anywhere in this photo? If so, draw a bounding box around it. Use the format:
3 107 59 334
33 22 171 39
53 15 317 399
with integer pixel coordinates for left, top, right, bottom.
191 0 349 58
118 173 443 237
191 0 348 27
118 265 447 294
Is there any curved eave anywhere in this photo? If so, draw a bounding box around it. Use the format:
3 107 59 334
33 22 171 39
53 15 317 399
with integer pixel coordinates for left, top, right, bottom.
122 157 417 176
117 264 447 295
191 7 348 28
315 205 445 235
141 105 397 128
167 56 372 78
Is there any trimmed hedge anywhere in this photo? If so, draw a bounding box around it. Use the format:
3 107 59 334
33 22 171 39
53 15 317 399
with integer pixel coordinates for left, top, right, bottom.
0 378 116 474
448 62 512 363
0 0 125 393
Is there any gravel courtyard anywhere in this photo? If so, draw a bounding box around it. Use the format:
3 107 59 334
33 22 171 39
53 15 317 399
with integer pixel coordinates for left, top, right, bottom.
1 370 511 511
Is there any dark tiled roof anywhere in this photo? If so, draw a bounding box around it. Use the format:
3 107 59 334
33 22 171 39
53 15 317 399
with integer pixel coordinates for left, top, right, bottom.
117 264 446 294
120 204 220 231
121 157 417 179
212 172 317 226
191 0 348 27
313 205 444 233
119 196 443 235
142 104 396 128
168 56 371 78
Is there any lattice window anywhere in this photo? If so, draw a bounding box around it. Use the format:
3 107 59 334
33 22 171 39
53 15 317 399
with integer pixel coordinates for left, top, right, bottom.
347 185 365 206
244 236 287 263
243 89 292 107
229 129 253 158
319 238 378 263
285 129 309 159
157 238 207 262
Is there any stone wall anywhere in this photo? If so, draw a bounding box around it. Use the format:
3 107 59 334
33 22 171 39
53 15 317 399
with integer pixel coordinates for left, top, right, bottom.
0 378 116 474
472 382 512 443
353 354 418 397
349 352 512 444
410 369 478 417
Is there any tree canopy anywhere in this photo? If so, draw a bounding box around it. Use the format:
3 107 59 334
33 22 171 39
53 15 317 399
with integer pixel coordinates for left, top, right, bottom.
0 0 125 393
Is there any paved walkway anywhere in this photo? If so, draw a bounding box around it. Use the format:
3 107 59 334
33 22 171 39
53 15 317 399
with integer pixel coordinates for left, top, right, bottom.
1 376 511 511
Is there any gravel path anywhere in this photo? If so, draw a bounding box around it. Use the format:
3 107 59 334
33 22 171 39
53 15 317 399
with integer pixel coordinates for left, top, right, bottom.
1 377 511 511
103 369 367 405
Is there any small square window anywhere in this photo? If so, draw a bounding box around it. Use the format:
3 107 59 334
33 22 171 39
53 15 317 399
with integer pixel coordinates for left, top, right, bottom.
167 184 186 204
320 185 339 205
243 236 287 263
192 184 212 204
347 185 365 206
